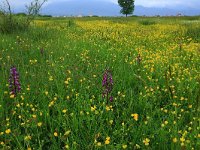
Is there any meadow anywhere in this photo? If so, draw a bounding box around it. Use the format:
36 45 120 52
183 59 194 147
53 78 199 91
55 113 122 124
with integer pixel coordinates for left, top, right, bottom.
0 16 200 150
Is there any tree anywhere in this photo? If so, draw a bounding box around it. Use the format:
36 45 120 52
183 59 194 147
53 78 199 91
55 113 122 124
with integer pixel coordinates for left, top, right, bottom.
25 0 48 25
118 0 135 17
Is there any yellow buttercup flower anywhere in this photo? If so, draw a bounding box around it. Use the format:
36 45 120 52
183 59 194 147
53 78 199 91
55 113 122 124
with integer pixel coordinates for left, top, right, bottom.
91 106 96 112
97 142 101 146
62 109 67 113
65 145 69 149
24 135 32 141
122 144 127 149
10 94 15 99
5 129 11 134
131 113 139 121
54 132 58 137
105 136 110 144
143 138 150 146
173 138 177 143
180 137 185 142
37 122 42 127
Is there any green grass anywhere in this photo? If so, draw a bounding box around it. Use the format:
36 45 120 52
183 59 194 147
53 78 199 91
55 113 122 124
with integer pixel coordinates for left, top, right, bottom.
0 16 200 150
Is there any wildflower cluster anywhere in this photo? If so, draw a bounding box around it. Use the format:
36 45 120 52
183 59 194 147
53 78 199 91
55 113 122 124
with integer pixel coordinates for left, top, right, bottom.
8 67 21 96
102 69 113 103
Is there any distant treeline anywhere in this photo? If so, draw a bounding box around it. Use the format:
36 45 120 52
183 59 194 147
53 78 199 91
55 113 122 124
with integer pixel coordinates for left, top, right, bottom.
14 12 52 18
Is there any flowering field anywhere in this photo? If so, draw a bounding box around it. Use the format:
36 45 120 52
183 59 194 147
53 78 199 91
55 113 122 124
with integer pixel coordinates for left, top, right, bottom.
0 17 200 149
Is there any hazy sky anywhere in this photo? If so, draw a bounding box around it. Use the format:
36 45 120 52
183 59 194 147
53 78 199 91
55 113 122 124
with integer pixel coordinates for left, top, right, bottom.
5 0 200 8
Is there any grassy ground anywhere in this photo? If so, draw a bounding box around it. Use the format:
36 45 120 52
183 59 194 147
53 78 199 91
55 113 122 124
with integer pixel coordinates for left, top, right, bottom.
0 16 200 150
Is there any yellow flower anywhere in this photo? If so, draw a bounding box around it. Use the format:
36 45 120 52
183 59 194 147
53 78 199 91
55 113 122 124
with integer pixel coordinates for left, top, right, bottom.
62 109 67 113
10 94 15 99
131 113 139 121
5 129 11 134
32 115 37 118
164 121 168 125
65 145 69 149
64 130 71 136
173 138 177 143
54 132 58 137
106 137 110 141
109 120 113 125
181 142 184 146
64 80 69 84
21 95 24 100
24 135 32 141
49 76 53 81
45 91 48 95
106 105 113 111
106 105 110 111
49 101 54 107
27 86 30 91
27 147 32 150
143 138 150 146
135 144 140 149
91 106 96 112
164 109 168 113
66 96 70 100
37 122 42 127
180 137 185 142
105 137 110 145
97 142 101 146
105 140 110 145
122 144 127 149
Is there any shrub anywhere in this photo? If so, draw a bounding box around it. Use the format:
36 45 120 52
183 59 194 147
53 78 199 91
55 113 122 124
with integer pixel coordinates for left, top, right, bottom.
139 19 156 25
0 14 29 34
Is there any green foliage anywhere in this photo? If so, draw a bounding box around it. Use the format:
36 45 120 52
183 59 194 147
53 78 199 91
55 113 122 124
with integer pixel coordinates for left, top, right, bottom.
0 15 29 34
185 24 200 42
15 13 27 17
139 19 156 25
0 17 200 149
68 19 76 27
39 14 53 18
118 0 135 17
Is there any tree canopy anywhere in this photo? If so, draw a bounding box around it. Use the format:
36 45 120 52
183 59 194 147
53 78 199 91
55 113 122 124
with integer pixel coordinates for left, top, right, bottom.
118 0 135 17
